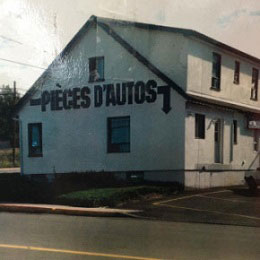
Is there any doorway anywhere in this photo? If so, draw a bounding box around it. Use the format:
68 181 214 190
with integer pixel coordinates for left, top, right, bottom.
214 119 223 163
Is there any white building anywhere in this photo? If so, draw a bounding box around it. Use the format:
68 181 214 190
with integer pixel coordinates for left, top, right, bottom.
15 16 260 188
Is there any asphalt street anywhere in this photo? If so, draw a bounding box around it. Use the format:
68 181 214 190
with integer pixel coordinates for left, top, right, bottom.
122 187 260 227
0 212 259 259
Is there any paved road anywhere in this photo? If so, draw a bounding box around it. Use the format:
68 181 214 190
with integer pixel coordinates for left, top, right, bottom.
0 213 259 259
123 188 260 227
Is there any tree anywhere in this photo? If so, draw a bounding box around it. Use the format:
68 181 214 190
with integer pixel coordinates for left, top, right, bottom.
0 85 20 143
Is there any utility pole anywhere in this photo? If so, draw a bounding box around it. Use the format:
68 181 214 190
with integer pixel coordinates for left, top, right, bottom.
12 81 16 166
54 13 58 57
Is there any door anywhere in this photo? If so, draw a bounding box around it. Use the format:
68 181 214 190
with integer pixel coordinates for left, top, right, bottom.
214 119 223 163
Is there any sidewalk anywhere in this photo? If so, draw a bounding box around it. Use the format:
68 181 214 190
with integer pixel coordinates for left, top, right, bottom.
0 167 20 174
0 203 141 217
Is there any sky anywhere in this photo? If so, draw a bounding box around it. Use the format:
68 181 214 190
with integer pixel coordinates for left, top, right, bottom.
1 0 260 95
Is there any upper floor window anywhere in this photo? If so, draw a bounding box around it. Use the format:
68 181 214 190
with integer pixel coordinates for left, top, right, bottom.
234 61 240 84
211 53 221 90
195 114 205 139
28 123 42 157
107 116 130 153
89 57 104 82
251 68 258 101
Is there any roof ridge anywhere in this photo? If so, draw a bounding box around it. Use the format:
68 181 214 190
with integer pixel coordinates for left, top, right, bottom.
96 19 188 100
95 15 260 64
14 15 260 115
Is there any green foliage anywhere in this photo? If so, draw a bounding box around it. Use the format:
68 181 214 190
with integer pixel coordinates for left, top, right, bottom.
55 185 176 207
0 172 182 206
0 148 20 168
0 85 20 142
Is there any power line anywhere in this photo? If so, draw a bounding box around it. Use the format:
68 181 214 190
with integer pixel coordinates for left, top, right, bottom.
0 57 46 70
0 35 23 45
0 87 27 91
16 88 28 91
0 35 51 54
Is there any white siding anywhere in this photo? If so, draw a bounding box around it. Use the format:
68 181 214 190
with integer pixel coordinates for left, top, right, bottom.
187 37 260 109
18 20 259 188
19 24 186 175
185 103 259 170
108 22 189 90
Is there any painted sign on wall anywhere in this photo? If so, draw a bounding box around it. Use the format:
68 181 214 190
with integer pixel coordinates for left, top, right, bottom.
30 80 172 114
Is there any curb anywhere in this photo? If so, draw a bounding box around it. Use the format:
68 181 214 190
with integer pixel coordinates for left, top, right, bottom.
0 203 142 218
0 168 20 174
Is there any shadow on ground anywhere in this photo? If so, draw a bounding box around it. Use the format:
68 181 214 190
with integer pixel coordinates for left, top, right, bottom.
231 187 259 197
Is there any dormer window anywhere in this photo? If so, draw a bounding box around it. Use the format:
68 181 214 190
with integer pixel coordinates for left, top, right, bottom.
211 53 221 90
89 57 104 82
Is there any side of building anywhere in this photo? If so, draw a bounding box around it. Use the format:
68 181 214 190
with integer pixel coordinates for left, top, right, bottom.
16 16 260 188
18 20 187 184
185 35 260 188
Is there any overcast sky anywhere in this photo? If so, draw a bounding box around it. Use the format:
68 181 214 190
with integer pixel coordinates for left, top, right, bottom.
1 0 260 94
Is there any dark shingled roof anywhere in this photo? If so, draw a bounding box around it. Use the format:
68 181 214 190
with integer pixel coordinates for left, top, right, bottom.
14 15 260 115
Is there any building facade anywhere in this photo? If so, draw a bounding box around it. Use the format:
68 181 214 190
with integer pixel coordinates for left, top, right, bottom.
15 16 260 188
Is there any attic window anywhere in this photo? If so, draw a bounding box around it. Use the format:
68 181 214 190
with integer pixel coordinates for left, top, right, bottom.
89 57 104 82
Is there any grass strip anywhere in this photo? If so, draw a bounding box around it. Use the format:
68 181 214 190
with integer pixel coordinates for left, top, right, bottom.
55 185 174 207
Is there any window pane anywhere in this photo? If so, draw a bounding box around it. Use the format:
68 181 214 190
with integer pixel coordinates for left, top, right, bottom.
195 114 205 139
97 58 104 79
215 121 219 142
111 127 130 144
32 126 40 147
212 53 221 77
108 117 130 153
251 68 258 100
111 118 129 128
212 63 218 77
28 123 42 157
254 130 259 151
120 144 130 152
233 120 237 144
89 57 104 82
212 53 221 89
89 58 96 71
234 61 240 84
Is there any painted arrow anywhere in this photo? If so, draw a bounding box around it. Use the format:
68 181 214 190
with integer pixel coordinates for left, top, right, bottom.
157 85 172 114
